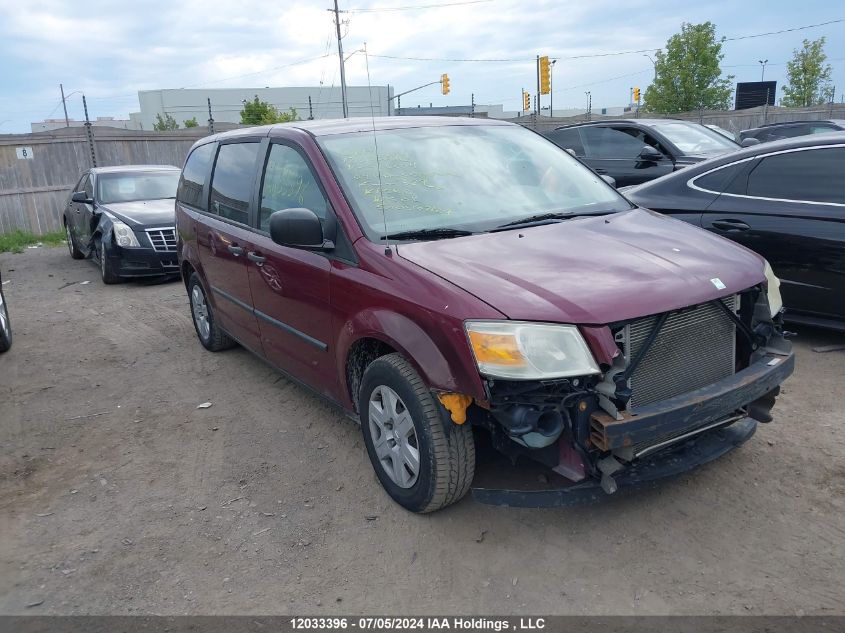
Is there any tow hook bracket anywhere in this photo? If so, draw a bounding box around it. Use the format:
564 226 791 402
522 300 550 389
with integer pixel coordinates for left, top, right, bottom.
597 456 624 495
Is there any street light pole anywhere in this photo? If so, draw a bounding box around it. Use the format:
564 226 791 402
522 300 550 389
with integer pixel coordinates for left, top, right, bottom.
550 59 557 117
759 59 768 82
643 53 657 81
585 91 591 121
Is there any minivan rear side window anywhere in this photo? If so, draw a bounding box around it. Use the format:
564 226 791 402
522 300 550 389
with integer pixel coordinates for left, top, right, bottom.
209 142 260 224
177 143 215 210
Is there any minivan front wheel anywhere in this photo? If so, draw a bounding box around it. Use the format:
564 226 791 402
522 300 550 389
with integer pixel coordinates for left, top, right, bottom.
187 272 235 352
359 353 475 513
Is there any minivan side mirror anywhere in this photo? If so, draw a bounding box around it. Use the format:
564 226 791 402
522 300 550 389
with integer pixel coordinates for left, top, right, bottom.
71 191 94 204
269 208 335 251
638 145 664 161
740 137 760 147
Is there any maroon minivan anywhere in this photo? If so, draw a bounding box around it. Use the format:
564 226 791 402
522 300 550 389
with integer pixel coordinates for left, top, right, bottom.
175 117 794 513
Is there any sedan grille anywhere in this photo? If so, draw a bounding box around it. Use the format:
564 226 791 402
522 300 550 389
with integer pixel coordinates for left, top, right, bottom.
616 296 738 409
146 228 177 253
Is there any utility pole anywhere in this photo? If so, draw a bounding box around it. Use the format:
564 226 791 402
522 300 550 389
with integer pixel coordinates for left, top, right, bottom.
332 0 349 118
60 83 70 127
471 93 475 117
308 95 314 120
550 59 556 117
82 94 97 167
585 91 591 121
207 97 214 134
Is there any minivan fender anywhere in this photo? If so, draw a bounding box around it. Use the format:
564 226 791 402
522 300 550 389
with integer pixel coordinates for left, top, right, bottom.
336 308 486 409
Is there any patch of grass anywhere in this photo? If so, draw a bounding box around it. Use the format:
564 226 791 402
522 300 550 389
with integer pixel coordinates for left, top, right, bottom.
0 229 67 254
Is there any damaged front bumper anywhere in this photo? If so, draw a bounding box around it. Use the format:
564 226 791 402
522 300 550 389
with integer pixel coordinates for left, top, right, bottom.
472 349 795 507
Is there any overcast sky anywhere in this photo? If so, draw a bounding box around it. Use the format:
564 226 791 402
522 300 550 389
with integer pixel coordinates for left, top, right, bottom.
0 0 843 132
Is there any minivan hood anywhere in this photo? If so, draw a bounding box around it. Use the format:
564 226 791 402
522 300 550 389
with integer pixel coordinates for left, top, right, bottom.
397 208 765 324
101 199 176 227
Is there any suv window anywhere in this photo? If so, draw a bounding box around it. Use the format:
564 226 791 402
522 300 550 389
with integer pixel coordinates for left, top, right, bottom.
209 142 260 224
546 128 584 156
178 143 215 209
747 147 845 204
580 126 657 159
259 144 330 232
83 175 93 198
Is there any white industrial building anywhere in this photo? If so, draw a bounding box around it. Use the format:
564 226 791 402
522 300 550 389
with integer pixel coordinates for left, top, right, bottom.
128 86 394 130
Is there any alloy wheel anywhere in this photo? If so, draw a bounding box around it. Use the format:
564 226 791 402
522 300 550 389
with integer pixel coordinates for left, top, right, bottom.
65 225 74 257
368 385 420 488
191 285 211 341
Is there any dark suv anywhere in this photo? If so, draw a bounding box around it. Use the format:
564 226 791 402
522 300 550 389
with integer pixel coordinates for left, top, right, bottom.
176 117 793 512
545 119 739 187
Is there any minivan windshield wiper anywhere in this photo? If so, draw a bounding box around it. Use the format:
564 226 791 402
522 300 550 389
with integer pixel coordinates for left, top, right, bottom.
490 212 574 231
380 228 475 241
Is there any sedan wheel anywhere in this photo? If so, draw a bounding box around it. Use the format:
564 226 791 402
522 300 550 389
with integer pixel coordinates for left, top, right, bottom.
0 287 11 352
65 223 84 259
368 385 420 488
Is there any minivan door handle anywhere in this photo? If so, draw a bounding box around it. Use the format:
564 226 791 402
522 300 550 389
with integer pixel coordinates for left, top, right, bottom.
227 245 245 256
711 219 751 232
247 251 266 265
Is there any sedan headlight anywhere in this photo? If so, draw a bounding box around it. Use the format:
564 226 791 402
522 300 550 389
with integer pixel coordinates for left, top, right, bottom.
763 259 783 317
112 221 140 248
465 320 600 380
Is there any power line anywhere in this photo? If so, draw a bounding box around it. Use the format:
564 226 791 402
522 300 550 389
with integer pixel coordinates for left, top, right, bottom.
368 17 845 63
344 0 491 12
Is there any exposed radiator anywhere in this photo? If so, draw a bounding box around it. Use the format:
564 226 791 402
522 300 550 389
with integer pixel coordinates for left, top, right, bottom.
615 296 738 409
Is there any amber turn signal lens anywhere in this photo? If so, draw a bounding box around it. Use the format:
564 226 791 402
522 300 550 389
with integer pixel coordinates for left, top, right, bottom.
467 331 527 367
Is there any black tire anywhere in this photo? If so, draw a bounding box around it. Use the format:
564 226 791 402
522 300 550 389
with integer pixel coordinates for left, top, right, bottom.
65 220 84 260
359 353 475 513
0 285 12 353
187 272 236 352
96 238 121 285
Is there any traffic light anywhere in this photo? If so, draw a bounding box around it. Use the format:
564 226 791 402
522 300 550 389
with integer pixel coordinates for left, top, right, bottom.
633 86 641 102
441 73 450 95
523 91 531 112
539 56 551 95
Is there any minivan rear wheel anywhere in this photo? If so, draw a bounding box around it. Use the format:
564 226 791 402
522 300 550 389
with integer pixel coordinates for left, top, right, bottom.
359 353 475 513
187 272 236 352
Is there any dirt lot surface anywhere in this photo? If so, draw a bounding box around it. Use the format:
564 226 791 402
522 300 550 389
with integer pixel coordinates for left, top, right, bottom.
1 246 844 616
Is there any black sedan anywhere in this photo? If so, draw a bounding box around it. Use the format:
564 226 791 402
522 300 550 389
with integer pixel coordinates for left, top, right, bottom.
623 133 845 330
543 119 741 187
0 268 11 353
63 166 181 284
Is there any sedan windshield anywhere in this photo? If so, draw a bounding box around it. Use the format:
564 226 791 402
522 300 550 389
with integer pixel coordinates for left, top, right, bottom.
318 124 632 239
648 121 738 155
98 171 180 204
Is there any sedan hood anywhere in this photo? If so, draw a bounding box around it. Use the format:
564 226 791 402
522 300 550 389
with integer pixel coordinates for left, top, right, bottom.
397 208 765 324
101 199 176 227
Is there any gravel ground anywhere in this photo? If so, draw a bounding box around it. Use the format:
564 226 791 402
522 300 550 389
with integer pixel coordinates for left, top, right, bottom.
1 246 843 616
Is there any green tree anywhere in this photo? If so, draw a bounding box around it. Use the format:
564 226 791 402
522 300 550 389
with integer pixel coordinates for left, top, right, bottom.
643 22 733 113
239 96 299 125
153 113 179 131
781 37 833 107
183 117 199 128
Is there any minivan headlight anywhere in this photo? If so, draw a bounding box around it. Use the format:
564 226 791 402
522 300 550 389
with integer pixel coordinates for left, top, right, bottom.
112 221 140 248
465 321 600 380
763 259 782 317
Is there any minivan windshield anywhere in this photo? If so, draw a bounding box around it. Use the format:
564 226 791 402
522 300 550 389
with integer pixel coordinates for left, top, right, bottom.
648 121 738 155
318 124 633 239
98 171 180 204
